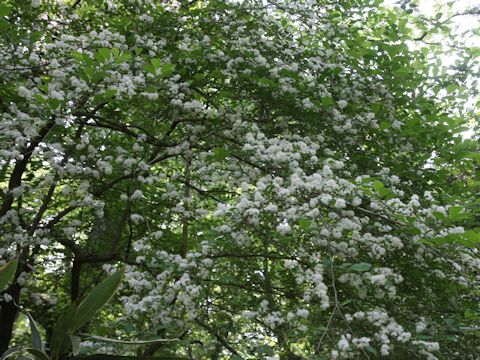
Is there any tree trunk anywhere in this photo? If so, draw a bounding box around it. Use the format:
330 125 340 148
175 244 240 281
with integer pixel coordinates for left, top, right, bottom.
71 258 81 301
0 284 21 354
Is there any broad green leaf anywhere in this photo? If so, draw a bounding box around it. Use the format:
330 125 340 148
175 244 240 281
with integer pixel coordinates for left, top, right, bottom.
461 231 480 247
433 211 446 220
377 187 392 197
103 89 117 99
1 347 23 360
151 58 162 69
0 5 11 17
161 63 175 77
371 181 391 197
69 335 81 356
71 269 124 330
372 180 385 191
50 302 78 360
21 309 43 351
71 51 84 61
448 205 466 220
116 53 131 63
213 148 230 160
446 84 457 94
350 263 371 272
111 47 120 57
0 257 18 291
299 218 311 230
258 77 275 87
321 96 334 107
143 63 156 75
380 121 391 130
256 344 273 355
94 48 111 63
34 94 47 104
25 349 49 360
98 48 111 61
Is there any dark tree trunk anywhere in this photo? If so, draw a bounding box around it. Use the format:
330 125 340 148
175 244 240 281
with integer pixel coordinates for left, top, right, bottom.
0 284 21 354
71 258 81 301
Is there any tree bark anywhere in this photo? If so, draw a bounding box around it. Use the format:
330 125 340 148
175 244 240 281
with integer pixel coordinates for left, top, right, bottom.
71 258 82 301
0 283 21 354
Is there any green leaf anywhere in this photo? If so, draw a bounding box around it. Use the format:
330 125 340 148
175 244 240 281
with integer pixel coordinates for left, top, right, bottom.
299 218 311 230
1 346 23 360
71 269 124 330
0 257 18 291
50 302 78 360
25 349 49 360
103 89 117 99
71 51 84 61
380 121 391 130
116 53 131 63
212 148 230 160
94 48 112 63
448 205 466 220
433 211 446 220
98 48 111 60
371 181 391 197
0 19 8 31
321 96 334 107
218 90 233 98
21 309 43 351
377 187 391 197
0 5 12 17
372 180 385 191
258 77 275 87
69 335 81 356
151 58 162 69
350 262 371 272
143 63 156 75
34 94 46 104
111 47 120 58
256 344 273 355
461 230 480 247
446 84 457 94
160 63 175 77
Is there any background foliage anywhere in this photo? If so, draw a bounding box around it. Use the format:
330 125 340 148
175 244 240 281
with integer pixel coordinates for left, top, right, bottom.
0 0 479 359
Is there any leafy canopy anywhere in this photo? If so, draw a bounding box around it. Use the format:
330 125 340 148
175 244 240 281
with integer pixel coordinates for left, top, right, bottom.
0 0 479 359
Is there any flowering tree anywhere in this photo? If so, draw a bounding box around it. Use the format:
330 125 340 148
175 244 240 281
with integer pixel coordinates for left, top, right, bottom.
0 0 479 359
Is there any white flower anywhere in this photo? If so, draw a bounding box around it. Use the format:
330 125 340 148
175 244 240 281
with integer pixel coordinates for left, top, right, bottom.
337 99 348 109
130 214 143 224
337 336 349 350
351 197 362 206
284 259 297 269
334 198 346 209
131 190 144 200
297 309 309 318
276 223 291 235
